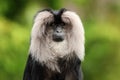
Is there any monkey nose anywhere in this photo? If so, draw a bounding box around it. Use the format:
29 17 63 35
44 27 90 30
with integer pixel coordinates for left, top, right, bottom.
56 30 62 33
55 27 62 33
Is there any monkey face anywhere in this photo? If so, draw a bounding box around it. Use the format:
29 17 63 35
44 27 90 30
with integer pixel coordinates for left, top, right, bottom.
51 23 65 42
45 22 67 42
43 10 71 42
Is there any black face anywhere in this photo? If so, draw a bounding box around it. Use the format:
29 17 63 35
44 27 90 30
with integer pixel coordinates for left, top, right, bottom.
46 21 66 42
45 9 67 42
52 23 65 42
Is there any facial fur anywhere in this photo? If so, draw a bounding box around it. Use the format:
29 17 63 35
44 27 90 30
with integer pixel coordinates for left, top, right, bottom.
29 8 85 71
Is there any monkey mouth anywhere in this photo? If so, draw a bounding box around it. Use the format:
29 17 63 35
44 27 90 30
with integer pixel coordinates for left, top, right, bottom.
53 37 64 42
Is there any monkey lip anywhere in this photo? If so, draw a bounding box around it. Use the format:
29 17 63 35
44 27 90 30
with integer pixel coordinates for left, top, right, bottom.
53 37 64 42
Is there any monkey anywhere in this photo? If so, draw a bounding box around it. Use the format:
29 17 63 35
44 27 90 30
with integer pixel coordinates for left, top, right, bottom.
23 8 85 80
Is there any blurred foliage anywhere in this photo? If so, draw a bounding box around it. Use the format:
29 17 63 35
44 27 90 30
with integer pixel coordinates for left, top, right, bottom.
0 0 120 80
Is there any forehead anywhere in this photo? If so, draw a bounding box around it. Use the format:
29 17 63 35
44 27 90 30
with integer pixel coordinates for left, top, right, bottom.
52 11 64 24
46 8 66 24
37 8 67 25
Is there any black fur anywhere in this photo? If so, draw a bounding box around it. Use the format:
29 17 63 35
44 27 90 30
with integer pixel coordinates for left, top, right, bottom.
23 54 83 80
53 8 67 24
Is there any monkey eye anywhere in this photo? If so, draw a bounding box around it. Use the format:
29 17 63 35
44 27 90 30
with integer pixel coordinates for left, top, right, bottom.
49 22 55 26
61 23 65 26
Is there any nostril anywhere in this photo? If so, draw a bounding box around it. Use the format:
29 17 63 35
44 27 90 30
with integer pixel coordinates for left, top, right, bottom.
56 30 59 33
56 30 62 33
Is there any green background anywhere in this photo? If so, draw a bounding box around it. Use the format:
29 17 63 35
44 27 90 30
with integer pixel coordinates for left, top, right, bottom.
0 0 120 80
